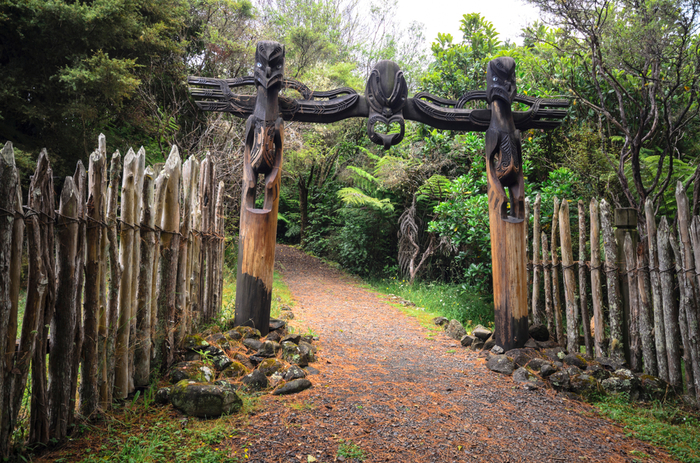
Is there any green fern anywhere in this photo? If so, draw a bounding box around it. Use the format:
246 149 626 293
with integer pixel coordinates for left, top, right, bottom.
337 187 394 212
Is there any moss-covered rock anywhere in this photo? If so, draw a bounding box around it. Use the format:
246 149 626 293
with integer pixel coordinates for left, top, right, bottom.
234 326 262 339
182 335 209 351
282 341 315 367
169 361 215 384
272 378 312 395
569 374 599 394
219 361 250 379
211 354 233 371
170 380 242 418
206 333 227 346
258 358 285 376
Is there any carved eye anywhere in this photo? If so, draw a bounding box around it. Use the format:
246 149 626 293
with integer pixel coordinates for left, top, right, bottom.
256 62 262 68
493 77 497 82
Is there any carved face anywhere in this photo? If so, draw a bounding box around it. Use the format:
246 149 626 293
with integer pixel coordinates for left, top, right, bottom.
486 57 516 104
254 41 285 89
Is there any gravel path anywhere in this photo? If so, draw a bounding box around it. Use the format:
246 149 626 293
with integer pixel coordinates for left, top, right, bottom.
229 245 676 462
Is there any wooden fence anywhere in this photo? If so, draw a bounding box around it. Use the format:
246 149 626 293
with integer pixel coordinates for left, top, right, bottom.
0 135 226 455
526 187 700 403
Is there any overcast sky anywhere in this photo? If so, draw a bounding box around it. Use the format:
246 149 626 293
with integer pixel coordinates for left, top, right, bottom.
392 0 542 46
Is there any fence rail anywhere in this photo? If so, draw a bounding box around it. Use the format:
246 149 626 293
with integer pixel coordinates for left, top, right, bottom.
526 188 700 403
0 135 225 455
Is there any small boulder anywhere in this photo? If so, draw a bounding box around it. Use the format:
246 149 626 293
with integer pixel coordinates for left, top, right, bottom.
445 320 467 341
525 358 548 371
460 335 476 347
596 356 626 371
528 323 549 342
281 334 301 345
507 348 538 368
543 347 567 363
601 369 640 396
471 339 485 351
283 365 307 381
281 312 295 320
536 340 559 348
586 362 610 381
225 329 243 341
491 345 504 355
524 338 538 349
540 363 557 377
206 333 227 346
242 338 263 352
266 331 282 343
549 370 570 390
640 375 666 400
257 341 281 358
232 353 255 370
301 335 315 344
432 317 449 327
472 325 492 341
486 355 515 375
563 354 588 370
569 374 598 394
169 361 214 384
170 380 242 418
184 351 201 362
512 367 543 389
182 334 209 351
272 379 312 395
258 358 285 376
483 336 496 351
234 326 262 340
304 366 320 375
219 361 249 379
155 387 170 405
242 369 269 391
211 355 233 372
269 318 287 331
282 341 315 367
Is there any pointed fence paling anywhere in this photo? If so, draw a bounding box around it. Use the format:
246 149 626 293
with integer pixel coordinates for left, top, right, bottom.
525 188 700 401
0 137 227 453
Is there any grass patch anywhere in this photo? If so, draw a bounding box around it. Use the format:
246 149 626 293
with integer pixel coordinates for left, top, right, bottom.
44 395 244 463
336 439 366 461
591 394 700 463
368 278 494 333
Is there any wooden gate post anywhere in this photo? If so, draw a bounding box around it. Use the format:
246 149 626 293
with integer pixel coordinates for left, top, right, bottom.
234 41 285 336
484 57 529 351
615 207 637 366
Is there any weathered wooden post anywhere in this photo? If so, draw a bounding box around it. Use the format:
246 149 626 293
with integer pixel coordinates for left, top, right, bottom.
189 46 568 348
615 207 637 366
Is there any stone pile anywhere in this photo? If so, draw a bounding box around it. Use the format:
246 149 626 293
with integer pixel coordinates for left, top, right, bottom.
435 317 673 401
157 315 317 417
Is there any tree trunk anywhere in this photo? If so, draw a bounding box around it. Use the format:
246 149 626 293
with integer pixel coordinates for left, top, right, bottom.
81 149 105 417
645 198 667 381
624 233 641 371
128 149 145 394
155 147 181 372
589 199 605 358
48 176 79 441
559 200 578 354
104 151 122 407
600 200 624 359
0 142 20 457
578 200 592 357
531 193 542 325
134 167 155 388
636 243 657 376
176 157 194 344
670 232 697 398
657 217 683 389
29 150 55 446
114 150 137 400
551 197 564 344
541 232 554 338
69 161 86 431
675 181 700 400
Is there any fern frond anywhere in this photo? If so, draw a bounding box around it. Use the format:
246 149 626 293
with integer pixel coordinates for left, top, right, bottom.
337 187 394 212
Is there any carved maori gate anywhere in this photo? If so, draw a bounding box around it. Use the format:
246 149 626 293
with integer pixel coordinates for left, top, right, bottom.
189 41 568 349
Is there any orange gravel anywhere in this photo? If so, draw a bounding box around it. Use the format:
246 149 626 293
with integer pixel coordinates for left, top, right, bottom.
228 245 677 463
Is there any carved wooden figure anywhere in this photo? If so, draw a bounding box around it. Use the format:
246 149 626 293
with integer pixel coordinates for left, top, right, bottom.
235 41 285 335
189 43 567 347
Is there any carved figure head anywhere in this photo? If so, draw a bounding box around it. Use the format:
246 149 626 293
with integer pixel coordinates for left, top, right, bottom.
365 60 408 149
254 41 285 89
486 57 516 104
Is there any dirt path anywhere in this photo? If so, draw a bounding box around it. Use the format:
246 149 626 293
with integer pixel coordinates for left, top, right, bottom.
230 245 675 462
